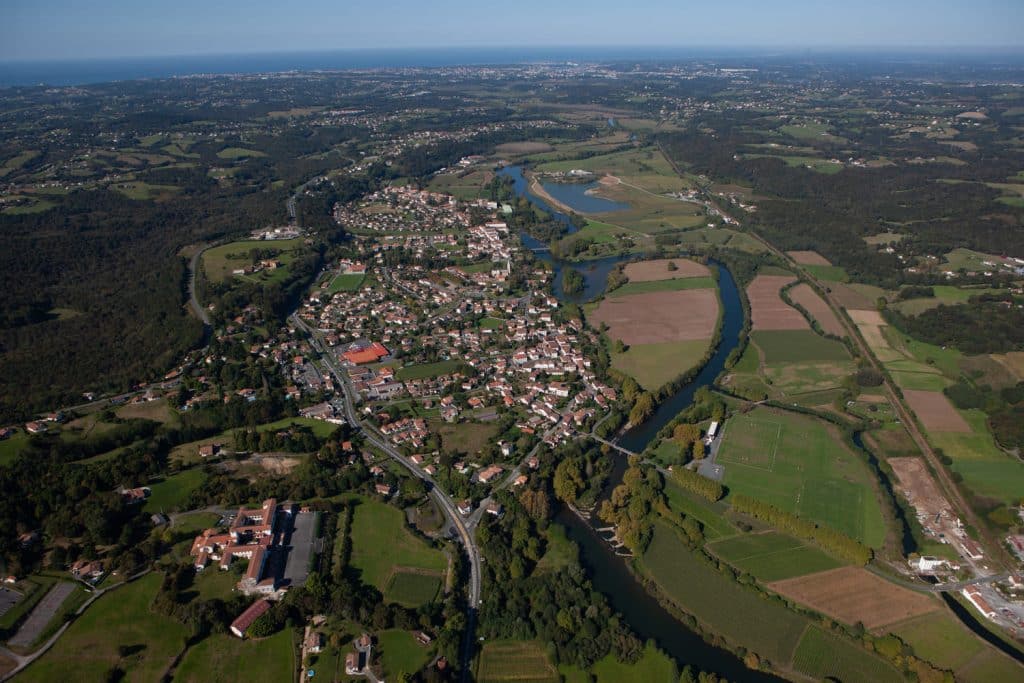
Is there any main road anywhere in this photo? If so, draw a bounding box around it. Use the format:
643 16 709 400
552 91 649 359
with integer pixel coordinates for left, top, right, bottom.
290 313 481 679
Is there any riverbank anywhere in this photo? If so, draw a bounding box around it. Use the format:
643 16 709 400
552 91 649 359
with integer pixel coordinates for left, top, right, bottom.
525 169 580 216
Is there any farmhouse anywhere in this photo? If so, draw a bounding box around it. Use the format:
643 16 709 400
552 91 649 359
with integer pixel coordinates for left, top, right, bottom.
230 599 271 638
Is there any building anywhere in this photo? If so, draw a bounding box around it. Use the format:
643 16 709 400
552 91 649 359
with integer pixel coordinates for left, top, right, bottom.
911 556 947 573
230 599 272 638
343 342 390 365
190 498 286 595
961 586 997 619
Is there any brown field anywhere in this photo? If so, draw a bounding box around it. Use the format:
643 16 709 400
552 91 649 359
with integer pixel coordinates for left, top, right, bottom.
903 390 970 433
769 566 939 630
789 283 845 336
888 457 952 520
590 289 718 346
847 309 886 326
746 275 807 330
829 283 876 310
786 250 832 266
991 351 1024 382
623 258 710 281
495 141 554 155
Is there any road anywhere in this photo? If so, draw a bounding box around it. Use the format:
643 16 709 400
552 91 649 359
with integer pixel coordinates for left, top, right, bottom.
290 312 481 679
187 244 212 327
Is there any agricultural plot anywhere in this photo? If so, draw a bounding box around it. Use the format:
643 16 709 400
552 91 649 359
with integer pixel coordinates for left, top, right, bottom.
536 147 690 195
476 640 559 683
622 258 710 281
892 285 1006 316
787 283 845 336
768 567 939 630
589 289 718 346
216 147 266 159
803 264 849 282
751 330 850 364
610 339 711 391
889 612 987 673
746 275 806 330
349 499 446 605
707 532 842 582
18 574 188 683
589 182 706 232
717 408 887 546
785 250 831 266
641 523 809 665
902 389 970 432
662 480 737 541
174 629 294 683
791 626 902 683
762 360 855 395
606 276 716 297
929 409 1024 503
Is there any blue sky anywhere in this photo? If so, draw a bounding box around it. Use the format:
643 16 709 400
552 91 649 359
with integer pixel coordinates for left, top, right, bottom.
2 0 1022 61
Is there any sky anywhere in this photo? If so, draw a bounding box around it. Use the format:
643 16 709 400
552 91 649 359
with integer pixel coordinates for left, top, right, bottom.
2 0 1023 62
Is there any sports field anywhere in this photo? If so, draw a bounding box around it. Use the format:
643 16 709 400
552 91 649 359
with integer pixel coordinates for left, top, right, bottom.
707 531 842 582
476 640 559 683
717 408 887 546
328 272 365 293
349 499 446 604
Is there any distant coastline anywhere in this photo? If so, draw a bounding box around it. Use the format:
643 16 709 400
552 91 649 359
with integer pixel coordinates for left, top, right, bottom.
4 45 1024 88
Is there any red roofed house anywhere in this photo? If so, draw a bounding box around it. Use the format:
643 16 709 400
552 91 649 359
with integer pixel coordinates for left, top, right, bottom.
230 599 272 638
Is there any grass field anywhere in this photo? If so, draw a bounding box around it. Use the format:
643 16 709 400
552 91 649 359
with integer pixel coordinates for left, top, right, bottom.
0 430 31 466
607 276 716 297
641 522 809 664
889 612 985 672
930 411 1024 502
802 264 849 282
763 360 856 396
536 147 691 194
143 468 206 513
707 532 843 582
327 272 365 293
396 359 464 380
591 642 677 682
535 524 579 574
349 499 446 602
378 629 432 679
476 640 559 683
115 399 178 425
201 238 303 282
174 628 294 683
384 571 441 607
717 408 887 547
751 330 850 363
19 574 188 683
216 147 266 159
430 420 499 455
662 479 737 541
611 339 712 391
112 181 179 201
592 182 705 232
791 626 901 683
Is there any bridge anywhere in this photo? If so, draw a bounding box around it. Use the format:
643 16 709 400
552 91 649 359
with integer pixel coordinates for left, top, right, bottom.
588 434 638 458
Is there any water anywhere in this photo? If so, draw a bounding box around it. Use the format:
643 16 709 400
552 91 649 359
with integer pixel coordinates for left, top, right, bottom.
538 179 629 214
504 162 772 678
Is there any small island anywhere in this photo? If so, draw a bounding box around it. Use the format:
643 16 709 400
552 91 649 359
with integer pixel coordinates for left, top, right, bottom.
562 267 585 294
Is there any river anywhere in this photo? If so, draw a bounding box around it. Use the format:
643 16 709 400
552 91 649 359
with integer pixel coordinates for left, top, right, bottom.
501 163 781 680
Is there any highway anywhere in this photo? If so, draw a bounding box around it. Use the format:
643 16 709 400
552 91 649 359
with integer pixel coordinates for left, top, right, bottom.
290 313 481 678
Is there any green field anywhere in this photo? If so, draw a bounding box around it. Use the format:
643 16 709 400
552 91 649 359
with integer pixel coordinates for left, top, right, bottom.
611 339 712 391
216 147 267 159
536 147 691 194
327 272 365 293
201 238 303 282
762 360 856 395
607 276 716 297
377 629 432 679
384 571 441 607
892 285 1006 315
349 499 446 602
430 419 499 455
173 629 294 683
802 264 849 282
395 359 465 380
662 479 737 541
143 468 207 513
707 532 843 582
19 574 188 683
534 524 579 574
717 408 887 547
641 522 808 664
476 640 559 683
930 411 1024 502
889 612 986 672
751 330 850 363
0 430 31 466
591 642 677 683
112 181 179 201
791 626 901 683
592 182 706 232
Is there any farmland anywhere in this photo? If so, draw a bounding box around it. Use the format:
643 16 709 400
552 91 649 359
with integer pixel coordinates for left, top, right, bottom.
475 640 559 683
768 567 939 629
746 274 806 330
589 289 718 346
610 339 711 391
791 626 901 683
787 283 845 336
707 531 842 582
717 408 887 546
348 498 446 604
535 147 692 195
622 258 709 281
750 329 849 363
606 276 716 297
640 522 809 665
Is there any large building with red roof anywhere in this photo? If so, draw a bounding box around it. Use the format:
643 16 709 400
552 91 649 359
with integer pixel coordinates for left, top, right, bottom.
343 342 389 365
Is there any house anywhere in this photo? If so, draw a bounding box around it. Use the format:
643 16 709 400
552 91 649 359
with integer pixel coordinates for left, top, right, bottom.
198 443 220 458
485 501 504 518
70 559 104 583
476 465 503 484
24 421 47 434
414 630 433 646
0 427 14 440
121 487 150 505
457 499 473 516
230 599 272 638
375 482 394 497
305 630 324 653
512 474 528 487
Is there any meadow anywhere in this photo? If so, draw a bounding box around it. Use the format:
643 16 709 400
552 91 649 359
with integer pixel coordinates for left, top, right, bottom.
750 329 850 363
174 629 294 683
590 642 677 682
348 499 446 604
143 467 207 513
607 276 716 297
201 238 303 282
662 479 737 541
706 531 842 582
377 628 432 679
395 359 465 380
717 408 887 547
384 570 441 607
18 574 188 683
610 339 712 391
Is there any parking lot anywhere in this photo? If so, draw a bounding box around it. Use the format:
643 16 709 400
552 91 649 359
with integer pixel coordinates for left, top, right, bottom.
281 510 319 588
